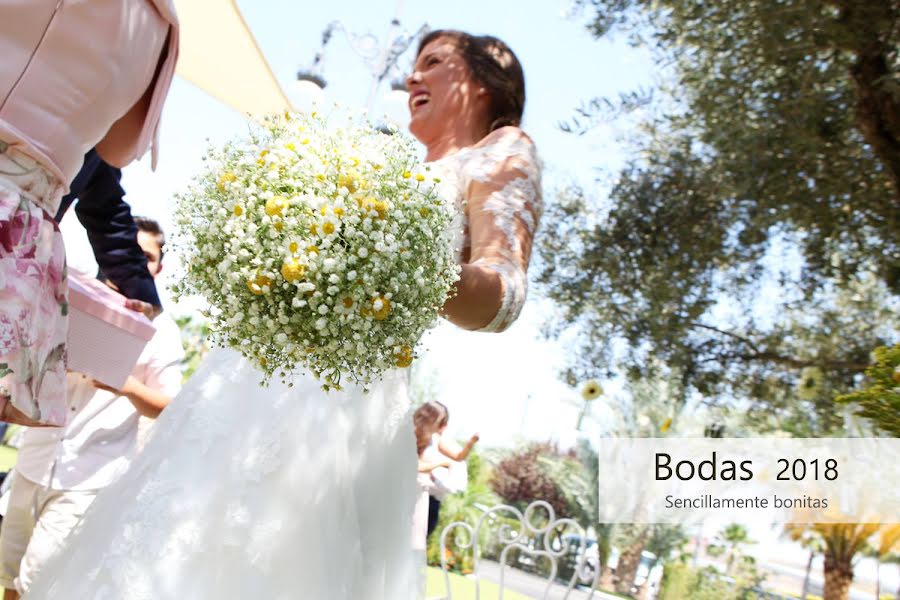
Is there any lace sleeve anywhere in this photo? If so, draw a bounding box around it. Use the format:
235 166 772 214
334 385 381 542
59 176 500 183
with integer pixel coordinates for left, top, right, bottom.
464 128 542 332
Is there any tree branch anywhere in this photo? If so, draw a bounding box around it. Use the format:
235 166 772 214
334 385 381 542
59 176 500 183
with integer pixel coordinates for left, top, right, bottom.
689 322 762 354
690 322 870 371
831 0 900 204
734 351 869 372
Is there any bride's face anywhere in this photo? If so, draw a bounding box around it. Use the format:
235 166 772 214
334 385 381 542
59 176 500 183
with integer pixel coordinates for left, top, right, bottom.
407 36 485 143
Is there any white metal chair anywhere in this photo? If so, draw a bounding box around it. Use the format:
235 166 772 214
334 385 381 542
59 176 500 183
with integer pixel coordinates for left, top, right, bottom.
436 500 600 599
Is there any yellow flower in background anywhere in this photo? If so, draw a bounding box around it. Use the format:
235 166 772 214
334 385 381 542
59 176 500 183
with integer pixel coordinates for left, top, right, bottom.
342 297 354 309
265 196 287 217
246 274 273 295
322 222 335 235
415 173 425 182
581 379 603 401
307 245 319 254
394 345 413 368
281 258 306 282
288 241 298 254
233 205 244 217
285 142 296 152
402 171 412 179
274 221 284 232
217 172 237 192
660 417 673 433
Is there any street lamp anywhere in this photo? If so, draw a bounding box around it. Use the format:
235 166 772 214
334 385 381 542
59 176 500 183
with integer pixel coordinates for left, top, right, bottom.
290 17 429 117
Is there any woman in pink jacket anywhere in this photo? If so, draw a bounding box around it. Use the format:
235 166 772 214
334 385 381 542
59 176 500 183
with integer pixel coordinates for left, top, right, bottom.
0 0 179 427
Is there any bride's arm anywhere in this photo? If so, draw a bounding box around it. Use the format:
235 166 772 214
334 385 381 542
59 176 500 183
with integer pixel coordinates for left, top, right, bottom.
441 128 542 332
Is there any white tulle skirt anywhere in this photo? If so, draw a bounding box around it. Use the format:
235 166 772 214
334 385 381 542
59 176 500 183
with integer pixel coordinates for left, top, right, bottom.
25 348 422 600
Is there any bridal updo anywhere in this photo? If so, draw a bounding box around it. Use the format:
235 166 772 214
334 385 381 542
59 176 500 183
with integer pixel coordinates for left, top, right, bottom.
416 29 526 132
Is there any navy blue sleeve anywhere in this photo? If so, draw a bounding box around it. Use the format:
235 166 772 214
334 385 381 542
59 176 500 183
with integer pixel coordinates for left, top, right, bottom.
62 152 162 307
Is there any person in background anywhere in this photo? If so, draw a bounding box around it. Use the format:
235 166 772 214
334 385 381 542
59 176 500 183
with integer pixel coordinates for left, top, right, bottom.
413 401 479 538
0 0 179 426
0 217 184 600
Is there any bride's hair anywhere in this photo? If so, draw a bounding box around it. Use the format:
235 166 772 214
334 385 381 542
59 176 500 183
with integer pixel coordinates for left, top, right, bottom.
413 401 450 455
417 29 525 132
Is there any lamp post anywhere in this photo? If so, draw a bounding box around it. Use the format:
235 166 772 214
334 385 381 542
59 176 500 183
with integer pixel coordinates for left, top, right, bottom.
291 15 429 116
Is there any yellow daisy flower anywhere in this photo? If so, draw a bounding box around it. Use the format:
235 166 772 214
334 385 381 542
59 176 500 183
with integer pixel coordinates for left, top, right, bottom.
246 274 273 295
372 296 391 320
394 345 413 368
217 172 237 192
281 258 306 282
265 196 287 217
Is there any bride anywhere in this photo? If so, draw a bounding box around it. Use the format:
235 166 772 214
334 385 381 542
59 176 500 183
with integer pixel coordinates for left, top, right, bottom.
26 29 542 599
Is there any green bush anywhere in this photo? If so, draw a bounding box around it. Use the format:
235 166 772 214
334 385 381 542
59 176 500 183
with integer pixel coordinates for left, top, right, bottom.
658 563 763 600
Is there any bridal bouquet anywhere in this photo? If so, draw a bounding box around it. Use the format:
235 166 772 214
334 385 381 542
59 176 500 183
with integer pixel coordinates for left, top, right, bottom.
172 110 459 390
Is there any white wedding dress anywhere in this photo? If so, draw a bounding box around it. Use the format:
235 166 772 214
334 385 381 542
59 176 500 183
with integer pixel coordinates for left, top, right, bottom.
25 128 541 600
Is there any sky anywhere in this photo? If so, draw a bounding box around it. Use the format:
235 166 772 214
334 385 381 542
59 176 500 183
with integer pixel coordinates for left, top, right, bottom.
61 0 658 449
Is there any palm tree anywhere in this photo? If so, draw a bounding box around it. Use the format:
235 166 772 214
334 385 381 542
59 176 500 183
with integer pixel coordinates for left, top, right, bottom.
871 526 900 600
636 525 689 599
785 525 827 600
785 523 883 600
614 524 652 595
715 523 753 574
887 553 900 600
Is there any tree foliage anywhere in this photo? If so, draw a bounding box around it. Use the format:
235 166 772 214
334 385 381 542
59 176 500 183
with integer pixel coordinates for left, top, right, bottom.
837 344 900 436
540 0 900 430
489 442 578 519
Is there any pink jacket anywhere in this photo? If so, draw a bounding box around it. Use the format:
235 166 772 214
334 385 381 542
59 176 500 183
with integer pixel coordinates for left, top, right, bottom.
0 0 179 187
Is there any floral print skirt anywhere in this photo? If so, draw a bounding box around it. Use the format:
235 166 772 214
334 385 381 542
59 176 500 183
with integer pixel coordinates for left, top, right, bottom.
0 143 68 426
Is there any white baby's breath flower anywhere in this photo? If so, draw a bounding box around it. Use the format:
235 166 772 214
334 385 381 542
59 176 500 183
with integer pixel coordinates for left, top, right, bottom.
172 109 460 390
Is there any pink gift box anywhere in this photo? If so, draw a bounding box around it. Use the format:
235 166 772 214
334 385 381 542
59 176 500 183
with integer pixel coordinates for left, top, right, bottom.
66 270 156 389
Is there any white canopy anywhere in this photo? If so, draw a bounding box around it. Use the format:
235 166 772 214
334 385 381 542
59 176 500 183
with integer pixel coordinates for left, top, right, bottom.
173 0 291 118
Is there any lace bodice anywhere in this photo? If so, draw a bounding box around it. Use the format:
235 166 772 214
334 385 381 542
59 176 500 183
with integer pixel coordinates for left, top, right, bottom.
428 127 543 332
